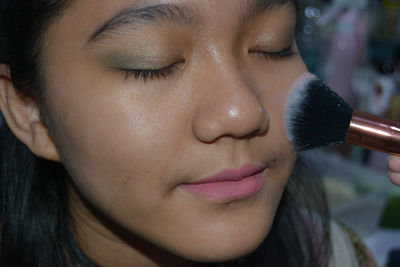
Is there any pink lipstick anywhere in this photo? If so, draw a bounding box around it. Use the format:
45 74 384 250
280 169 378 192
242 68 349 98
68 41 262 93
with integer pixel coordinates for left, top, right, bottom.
182 164 265 201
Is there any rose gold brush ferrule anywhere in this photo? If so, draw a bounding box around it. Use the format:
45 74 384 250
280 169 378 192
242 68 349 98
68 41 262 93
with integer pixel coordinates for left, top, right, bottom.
346 110 400 156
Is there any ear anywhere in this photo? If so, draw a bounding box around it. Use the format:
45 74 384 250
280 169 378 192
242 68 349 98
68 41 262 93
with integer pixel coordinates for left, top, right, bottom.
0 64 61 162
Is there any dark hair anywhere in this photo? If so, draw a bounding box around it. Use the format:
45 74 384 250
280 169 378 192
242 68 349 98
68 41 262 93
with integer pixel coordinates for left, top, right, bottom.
0 1 95 266
0 1 330 266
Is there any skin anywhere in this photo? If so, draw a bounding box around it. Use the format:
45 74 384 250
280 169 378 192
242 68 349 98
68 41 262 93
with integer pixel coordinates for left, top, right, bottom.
388 156 400 186
0 0 310 266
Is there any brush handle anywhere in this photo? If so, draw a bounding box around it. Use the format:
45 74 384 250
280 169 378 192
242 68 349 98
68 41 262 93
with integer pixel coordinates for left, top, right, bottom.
346 110 400 156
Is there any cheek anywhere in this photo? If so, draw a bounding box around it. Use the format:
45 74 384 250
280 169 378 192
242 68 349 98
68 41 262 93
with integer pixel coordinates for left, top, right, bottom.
45 80 189 215
257 57 308 142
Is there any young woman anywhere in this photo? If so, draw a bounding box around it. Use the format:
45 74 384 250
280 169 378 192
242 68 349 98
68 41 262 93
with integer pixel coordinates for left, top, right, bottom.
0 0 376 266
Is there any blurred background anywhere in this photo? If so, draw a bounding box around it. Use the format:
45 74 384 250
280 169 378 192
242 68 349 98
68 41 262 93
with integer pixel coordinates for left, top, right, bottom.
295 0 400 266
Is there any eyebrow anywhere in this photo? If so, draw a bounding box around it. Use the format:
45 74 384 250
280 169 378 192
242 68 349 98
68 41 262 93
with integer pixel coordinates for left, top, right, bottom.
87 0 295 45
88 3 195 43
244 0 295 19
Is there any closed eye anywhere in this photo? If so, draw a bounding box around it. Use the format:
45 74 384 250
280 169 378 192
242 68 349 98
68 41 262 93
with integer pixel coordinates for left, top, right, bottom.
116 61 184 81
249 45 296 60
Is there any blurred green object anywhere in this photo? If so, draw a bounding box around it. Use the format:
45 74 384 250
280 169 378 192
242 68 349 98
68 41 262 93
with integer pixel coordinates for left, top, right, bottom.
379 195 400 229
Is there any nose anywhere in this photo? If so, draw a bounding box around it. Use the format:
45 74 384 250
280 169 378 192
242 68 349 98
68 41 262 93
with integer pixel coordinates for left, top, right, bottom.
191 63 269 143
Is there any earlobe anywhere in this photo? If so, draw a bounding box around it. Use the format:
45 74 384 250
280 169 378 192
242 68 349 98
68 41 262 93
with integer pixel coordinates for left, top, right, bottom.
0 64 61 162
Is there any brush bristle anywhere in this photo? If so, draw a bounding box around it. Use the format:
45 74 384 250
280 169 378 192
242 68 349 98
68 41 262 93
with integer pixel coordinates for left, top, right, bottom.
285 73 354 151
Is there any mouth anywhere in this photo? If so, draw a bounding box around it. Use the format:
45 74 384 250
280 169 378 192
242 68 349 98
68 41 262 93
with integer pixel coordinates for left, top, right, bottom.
181 164 266 202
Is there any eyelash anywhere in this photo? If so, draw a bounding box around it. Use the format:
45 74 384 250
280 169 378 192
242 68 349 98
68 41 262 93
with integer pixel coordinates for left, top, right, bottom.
119 62 182 82
119 47 295 81
250 46 296 60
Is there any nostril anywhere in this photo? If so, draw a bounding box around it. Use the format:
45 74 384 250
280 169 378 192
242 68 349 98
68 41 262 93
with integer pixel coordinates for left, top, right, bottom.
258 108 270 134
238 109 269 139
239 129 266 139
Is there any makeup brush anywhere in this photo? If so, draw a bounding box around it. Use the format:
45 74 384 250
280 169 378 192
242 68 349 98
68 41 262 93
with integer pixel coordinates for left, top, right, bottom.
285 73 400 155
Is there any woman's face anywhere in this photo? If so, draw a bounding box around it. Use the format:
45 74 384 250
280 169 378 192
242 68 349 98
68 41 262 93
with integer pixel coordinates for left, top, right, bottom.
40 0 307 265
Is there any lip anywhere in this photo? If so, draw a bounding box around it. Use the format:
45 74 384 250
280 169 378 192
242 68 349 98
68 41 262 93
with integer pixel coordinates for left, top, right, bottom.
181 164 266 201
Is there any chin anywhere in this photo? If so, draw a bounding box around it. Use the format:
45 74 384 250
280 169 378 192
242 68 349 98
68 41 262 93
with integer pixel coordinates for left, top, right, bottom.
181 234 267 263
173 219 272 263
